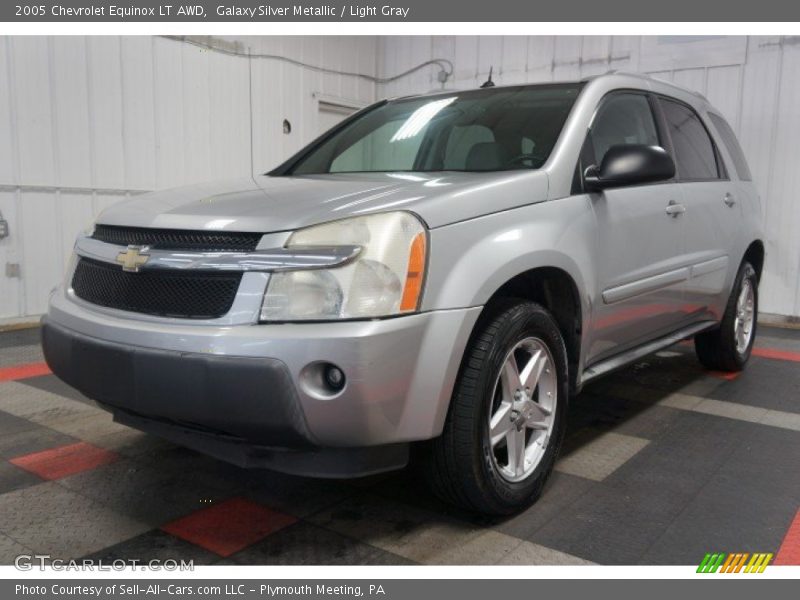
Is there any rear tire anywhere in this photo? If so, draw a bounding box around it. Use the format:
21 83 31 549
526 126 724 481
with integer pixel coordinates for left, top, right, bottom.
695 261 758 372
426 299 568 515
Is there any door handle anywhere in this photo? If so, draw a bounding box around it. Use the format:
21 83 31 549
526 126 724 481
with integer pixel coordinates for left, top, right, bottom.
665 201 686 217
724 193 736 207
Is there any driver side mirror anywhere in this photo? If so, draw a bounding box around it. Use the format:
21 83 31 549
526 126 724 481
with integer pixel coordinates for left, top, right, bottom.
584 144 675 191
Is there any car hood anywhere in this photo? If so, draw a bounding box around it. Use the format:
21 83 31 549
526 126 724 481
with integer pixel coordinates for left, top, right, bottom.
96 171 549 233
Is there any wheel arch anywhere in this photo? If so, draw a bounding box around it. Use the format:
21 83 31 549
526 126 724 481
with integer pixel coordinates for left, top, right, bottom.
477 266 584 394
742 239 765 282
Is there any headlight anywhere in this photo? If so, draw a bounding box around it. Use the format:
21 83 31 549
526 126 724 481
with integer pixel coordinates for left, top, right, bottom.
260 212 427 321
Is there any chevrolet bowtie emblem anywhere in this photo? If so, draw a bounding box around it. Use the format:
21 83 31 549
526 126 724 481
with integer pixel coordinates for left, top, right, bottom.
116 246 150 272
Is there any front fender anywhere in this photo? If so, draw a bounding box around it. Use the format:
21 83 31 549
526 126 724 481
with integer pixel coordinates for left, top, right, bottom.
422 196 597 346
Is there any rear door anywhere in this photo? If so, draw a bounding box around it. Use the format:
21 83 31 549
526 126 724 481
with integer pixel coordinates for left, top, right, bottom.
585 91 688 365
657 98 741 321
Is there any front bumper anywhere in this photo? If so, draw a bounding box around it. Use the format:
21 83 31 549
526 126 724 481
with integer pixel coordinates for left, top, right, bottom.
43 288 481 476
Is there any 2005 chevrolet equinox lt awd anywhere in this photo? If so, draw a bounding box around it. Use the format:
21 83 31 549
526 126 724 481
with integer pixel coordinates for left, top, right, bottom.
42 72 764 515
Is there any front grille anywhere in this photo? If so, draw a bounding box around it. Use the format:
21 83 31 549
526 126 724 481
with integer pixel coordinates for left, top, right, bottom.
92 225 262 252
72 257 242 319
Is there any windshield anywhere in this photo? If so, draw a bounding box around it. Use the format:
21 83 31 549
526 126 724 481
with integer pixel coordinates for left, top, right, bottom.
288 84 583 175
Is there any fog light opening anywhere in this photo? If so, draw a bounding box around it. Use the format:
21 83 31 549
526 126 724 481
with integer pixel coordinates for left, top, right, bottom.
324 364 346 392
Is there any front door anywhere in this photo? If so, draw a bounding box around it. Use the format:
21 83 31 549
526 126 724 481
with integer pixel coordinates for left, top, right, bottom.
584 92 688 365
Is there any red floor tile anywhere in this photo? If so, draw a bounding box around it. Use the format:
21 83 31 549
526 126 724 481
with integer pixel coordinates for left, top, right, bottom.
10 441 119 480
752 347 800 363
775 509 800 566
0 362 51 382
161 497 297 557
708 370 741 381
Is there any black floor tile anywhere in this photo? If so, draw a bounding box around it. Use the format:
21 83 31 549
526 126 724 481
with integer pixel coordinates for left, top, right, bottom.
18 375 95 406
0 461 42 494
528 412 753 564
603 350 712 394
362 469 476 522
243 470 355 519
494 471 595 540
229 521 415 565
0 328 40 350
134 445 251 493
0 409 41 437
58 459 234 527
0 424 78 459
640 424 800 564
704 357 800 412
568 391 684 440
83 530 220 565
756 325 800 341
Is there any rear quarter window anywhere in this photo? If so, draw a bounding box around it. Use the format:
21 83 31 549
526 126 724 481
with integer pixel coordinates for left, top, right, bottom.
660 98 721 181
708 112 753 181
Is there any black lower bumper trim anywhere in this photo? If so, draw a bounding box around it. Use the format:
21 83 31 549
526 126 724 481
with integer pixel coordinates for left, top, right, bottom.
41 318 315 449
114 408 408 478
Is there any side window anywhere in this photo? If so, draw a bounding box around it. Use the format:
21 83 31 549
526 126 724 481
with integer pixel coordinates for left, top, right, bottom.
708 112 753 181
590 93 660 164
660 99 720 181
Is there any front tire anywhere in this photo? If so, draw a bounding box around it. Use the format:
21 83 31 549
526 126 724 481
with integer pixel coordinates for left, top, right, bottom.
426 299 568 515
695 261 758 372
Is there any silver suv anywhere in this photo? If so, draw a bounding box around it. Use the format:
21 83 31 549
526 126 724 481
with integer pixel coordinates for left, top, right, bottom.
42 73 764 515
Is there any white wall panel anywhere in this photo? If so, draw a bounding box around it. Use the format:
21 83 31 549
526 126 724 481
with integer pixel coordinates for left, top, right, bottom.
738 38 782 223
608 36 640 72
0 39 18 185
502 36 528 80
208 48 250 180
19 191 61 316
0 191 22 319
578 36 612 79
152 37 186 190
12 38 56 187
50 37 93 189
56 193 94 263
376 35 800 318
768 43 800 317
120 37 157 191
706 65 742 127
552 37 583 81
87 37 126 190
453 37 479 87
181 41 212 185
672 68 706 94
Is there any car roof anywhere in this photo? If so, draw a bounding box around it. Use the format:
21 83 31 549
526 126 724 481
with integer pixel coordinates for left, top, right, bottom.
388 71 712 113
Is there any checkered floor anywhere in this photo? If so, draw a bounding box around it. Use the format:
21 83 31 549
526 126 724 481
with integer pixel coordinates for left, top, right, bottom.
0 325 798 566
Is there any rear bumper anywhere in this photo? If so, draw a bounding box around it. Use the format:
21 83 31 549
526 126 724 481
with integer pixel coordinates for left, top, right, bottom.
43 288 481 476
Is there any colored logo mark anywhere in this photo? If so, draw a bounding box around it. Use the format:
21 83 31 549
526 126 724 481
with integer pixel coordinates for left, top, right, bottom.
697 552 773 573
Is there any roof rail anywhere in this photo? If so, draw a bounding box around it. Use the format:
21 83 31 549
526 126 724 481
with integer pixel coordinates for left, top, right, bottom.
583 69 709 102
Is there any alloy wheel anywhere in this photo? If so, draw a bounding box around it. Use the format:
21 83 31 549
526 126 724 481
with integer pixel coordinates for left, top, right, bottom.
488 337 558 483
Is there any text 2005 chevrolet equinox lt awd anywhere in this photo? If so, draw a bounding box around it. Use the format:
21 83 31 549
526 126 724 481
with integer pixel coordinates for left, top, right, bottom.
42 72 764 515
